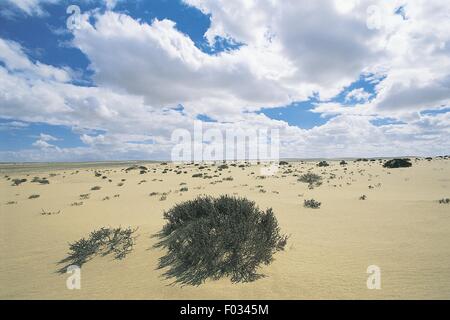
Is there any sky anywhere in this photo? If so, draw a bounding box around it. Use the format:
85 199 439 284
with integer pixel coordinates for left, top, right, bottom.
0 0 449 161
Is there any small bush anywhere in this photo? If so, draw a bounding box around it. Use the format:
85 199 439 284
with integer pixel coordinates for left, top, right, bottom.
11 178 27 186
298 173 322 189
359 195 367 200
91 186 101 191
223 176 234 181
153 195 287 285
79 194 90 200
180 187 188 192
28 194 40 199
192 173 203 178
57 226 138 273
31 177 50 184
304 199 321 209
317 161 329 167
279 161 289 165
340 160 347 165
383 158 412 168
438 198 450 204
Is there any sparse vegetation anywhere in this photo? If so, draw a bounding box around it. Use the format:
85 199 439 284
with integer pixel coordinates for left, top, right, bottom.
57 227 138 273
298 173 322 189
359 195 367 200
303 199 321 209
317 161 329 167
383 158 412 168
28 194 40 199
153 195 288 285
438 198 450 204
192 173 203 178
91 186 101 191
11 178 27 186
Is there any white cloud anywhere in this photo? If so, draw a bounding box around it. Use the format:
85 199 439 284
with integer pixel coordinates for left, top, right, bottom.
345 88 372 102
0 0 449 161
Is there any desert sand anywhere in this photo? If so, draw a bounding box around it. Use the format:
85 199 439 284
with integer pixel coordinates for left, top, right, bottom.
1 158 449 299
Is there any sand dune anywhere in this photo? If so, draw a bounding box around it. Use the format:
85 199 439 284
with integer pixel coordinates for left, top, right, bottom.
1 158 449 299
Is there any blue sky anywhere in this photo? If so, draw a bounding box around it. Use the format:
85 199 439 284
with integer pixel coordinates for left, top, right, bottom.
0 0 449 161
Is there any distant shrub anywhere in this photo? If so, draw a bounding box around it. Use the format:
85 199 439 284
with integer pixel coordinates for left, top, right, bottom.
11 178 27 186
79 194 90 200
192 173 203 178
438 198 450 204
91 186 101 190
57 226 138 273
153 195 288 285
180 187 188 192
340 160 347 165
218 164 229 170
298 173 322 189
303 199 321 209
279 161 289 165
317 161 329 167
383 158 412 168
359 195 367 200
223 176 234 181
28 194 40 199
31 177 50 184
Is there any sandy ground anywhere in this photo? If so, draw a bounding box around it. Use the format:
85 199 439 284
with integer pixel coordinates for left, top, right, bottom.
1 158 449 299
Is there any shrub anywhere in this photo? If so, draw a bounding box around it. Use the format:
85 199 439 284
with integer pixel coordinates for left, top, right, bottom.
58 226 138 273
317 161 329 167
11 178 27 186
91 186 101 190
279 161 289 165
359 195 367 200
340 160 347 165
383 158 412 168
223 176 234 181
28 194 40 199
153 195 288 285
304 199 321 209
192 173 203 178
297 173 322 189
438 198 450 204
180 187 188 192
31 177 50 184
79 193 90 200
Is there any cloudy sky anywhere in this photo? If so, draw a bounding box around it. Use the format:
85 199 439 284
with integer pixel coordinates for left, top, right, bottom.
0 0 449 161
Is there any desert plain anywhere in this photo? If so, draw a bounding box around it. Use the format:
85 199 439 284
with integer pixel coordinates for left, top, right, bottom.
0 158 449 299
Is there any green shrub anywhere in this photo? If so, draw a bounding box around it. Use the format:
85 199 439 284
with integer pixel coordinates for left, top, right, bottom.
11 178 27 186
58 227 138 273
298 173 322 189
153 195 288 285
317 161 329 167
383 158 412 168
304 199 321 209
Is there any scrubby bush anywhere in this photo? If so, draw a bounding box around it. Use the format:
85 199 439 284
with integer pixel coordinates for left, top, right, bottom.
192 173 203 178
279 161 289 165
438 198 450 204
317 161 329 167
28 194 40 199
91 186 101 190
153 195 288 285
11 178 27 186
58 227 138 273
303 199 321 209
383 158 412 168
297 173 322 189
340 160 347 165
31 177 50 184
